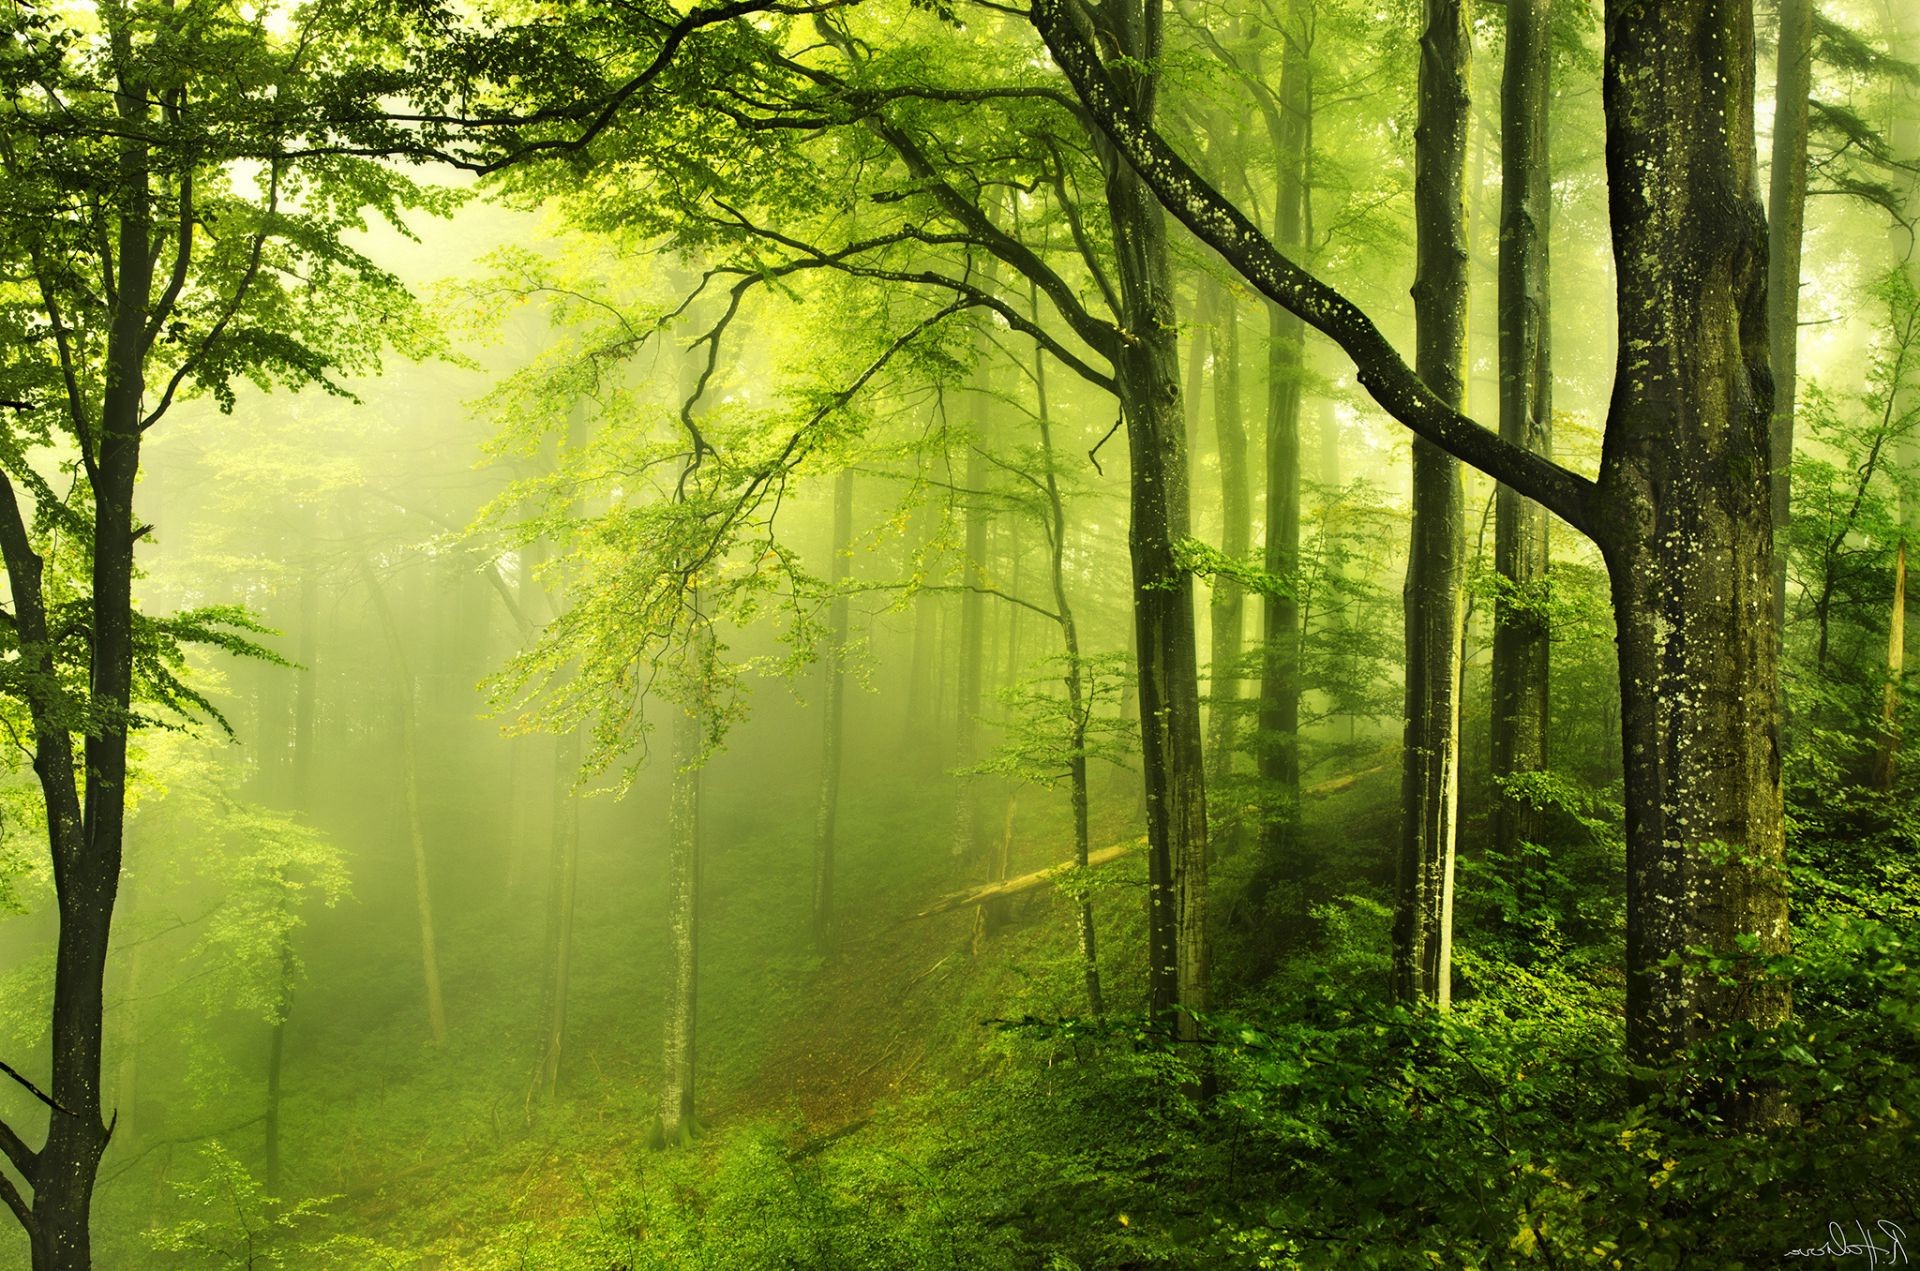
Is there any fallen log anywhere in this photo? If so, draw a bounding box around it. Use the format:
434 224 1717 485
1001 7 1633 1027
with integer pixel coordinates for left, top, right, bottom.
912 838 1146 919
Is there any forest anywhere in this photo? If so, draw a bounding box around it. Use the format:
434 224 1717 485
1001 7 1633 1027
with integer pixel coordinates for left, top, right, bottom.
0 0 1916 1266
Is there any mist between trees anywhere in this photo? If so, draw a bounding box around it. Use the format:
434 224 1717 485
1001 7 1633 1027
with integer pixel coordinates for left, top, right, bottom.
0 0 1917 1267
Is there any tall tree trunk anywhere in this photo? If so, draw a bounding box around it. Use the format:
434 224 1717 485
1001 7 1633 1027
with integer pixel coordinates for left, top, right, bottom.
951 381 991 863
813 470 855 954
1095 0 1209 1033
264 564 320 1188
1599 0 1790 1087
532 726 582 1107
655 622 707 1148
1259 17 1309 857
18 44 152 1263
1207 279 1250 855
1490 0 1554 902
360 557 449 1047
1030 0 1795 1103
1767 0 1814 640
1872 540 1906 789
1392 0 1470 1010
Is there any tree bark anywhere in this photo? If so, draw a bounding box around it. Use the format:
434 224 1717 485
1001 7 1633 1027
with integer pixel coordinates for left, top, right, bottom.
1872 540 1906 790
1032 0 1793 1087
1490 0 1554 899
1767 0 1814 640
1598 0 1790 1085
1392 0 1470 1011
813 470 856 954
1258 14 1309 857
1095 0 1210 1035
1034 318 1104 1013
1207 279 1250 856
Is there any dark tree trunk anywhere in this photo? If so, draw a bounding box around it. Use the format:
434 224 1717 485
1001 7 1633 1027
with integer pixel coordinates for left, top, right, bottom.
1598 0 1790 1083
1095 0 1209 1032
1392 0 1470 1010
1490 0 1554 898
1032 0 1795 1091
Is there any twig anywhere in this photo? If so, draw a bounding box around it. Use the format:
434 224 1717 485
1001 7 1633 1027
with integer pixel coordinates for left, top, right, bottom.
1087 416 1124 475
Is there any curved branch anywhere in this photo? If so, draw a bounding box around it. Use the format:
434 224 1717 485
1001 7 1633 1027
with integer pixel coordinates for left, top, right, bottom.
1030 0 1598 537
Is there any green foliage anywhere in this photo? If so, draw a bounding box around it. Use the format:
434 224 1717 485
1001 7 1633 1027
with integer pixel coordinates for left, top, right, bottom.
968 652 1136 788
145 1142 409 1270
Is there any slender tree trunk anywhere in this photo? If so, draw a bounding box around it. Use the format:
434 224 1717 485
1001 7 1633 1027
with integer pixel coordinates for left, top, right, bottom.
1207 280 1250 855
1259 18 1309 857
1599 0 1790 1089
1873 541 1907 789
655 623 707 1148
1490 0 1554 904
813 470 856 954
1095 0 1209 1034
1768 0 1814 641
1032 279 1104 1014
360 557 448 1047
532 727 582 1107
21 46 152 1264
263 564 319 1187
1392 0 1470 1010
951 385 991 863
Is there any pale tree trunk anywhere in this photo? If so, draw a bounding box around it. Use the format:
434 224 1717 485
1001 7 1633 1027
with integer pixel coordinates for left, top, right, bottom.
1095 0 1209 1034
950 380 991 863
1392 0 1469 1010
264 563 319 1187
1207 278 1250 854
1872 541 1906 789
1490 0 1554 901
1258 12 1309 856
359 556 448 1047
1768 0 1814 639
532 726 581 1107
813 470 856 954
655 620 708 1148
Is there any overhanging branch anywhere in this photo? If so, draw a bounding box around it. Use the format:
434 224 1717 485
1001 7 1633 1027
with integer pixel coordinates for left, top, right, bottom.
1030 0 1598 538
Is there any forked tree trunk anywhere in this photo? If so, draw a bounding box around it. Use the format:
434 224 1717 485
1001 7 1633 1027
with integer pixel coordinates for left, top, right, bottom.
1392 0 1470 1010
1490 0 1554 899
